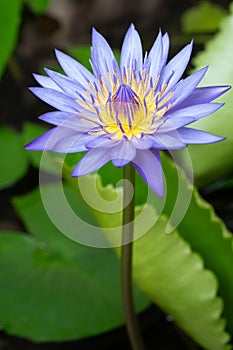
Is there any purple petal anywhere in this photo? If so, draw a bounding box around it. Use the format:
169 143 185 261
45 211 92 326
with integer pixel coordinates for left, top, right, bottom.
120 24 143 76
33 73 62 91
162 33 170 63
91 28 120 86
159 41 193 93
39 111 70 125
111 140 136 167
55 49 95 88
149 132 186 150
24 127 77 151
113 84 138 103
176 86 230 108
29 87 82 113
144 30 163 81
130 135 154 149
39 111 99 132
168 66 208 107
86 135 117 149
52 133 93 153
177 127 225 144
133 149 163 197
44 68 91 100
39 111 75 125
72 148 112 176
159 103 223 132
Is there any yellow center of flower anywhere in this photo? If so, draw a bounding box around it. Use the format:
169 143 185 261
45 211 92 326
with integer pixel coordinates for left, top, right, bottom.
76 68 173 141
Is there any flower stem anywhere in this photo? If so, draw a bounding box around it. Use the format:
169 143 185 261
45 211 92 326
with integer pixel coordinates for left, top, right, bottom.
121 163 146 350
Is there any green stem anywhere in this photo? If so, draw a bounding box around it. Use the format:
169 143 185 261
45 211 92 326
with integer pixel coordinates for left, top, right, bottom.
121 163 146 350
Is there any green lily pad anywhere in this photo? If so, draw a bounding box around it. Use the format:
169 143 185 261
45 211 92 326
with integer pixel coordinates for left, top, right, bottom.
0 127 28 189
0 0 22 76
187 3 233 186
133 213 231 350
5 184 148 341
21 120 233 347
156 154 233 334
181 1 227 34
85 174 231 350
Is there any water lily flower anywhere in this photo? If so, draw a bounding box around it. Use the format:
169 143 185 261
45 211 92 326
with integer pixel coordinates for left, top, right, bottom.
25 24 229 196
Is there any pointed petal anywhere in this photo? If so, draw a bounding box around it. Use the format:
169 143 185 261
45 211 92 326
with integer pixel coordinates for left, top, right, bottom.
144 30 163 81
44 68 90 100
33 73 62 91
111 140 136 167
159 41 193 92
120 24 143 76
72 148 112 176
52 133 92 153
177 127 225 144
39 111 99 133
24 127 77 151
29 87 82 113
168 66 208 107
133 149 163 197
159 103 223 132
55 49 95 87
177 86 230 108
162 33 170 63
91 28 120 86
39 111 70 125
39 112 82 129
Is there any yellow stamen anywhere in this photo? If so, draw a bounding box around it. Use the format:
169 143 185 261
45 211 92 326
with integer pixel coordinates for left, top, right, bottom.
75 70 173 141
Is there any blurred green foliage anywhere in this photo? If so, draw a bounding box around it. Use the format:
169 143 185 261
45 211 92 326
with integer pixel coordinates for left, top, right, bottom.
186 3 233 186
26 0 51 15
181 1 227 34
0 0 22 77
0 127 28 189
0 1 233 349
0 122 232 349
